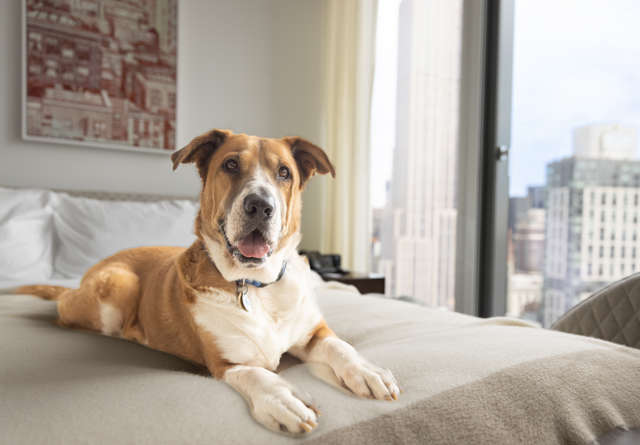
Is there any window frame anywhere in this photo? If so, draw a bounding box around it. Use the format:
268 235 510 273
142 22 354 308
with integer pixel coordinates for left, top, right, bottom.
455 0 514 317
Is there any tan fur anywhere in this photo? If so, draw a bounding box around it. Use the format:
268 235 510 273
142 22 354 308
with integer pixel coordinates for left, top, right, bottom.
15 285 68 300
18 129 398 435
303 320 336 355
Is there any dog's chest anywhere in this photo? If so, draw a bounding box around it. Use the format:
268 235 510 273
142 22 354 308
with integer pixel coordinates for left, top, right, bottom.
191 277 321 370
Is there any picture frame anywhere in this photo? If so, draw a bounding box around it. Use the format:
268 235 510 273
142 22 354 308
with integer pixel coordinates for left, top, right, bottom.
21 0 178 155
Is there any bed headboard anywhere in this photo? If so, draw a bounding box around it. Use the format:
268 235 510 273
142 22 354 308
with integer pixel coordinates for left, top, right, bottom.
1 185 197 203
54 189 198 203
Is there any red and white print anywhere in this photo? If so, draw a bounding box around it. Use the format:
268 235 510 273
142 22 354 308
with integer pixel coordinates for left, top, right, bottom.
24 0 177 151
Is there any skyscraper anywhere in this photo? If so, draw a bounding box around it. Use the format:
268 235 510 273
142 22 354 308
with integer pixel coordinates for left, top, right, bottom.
507 187 546 319
379 0 462 308
542 124 640 326
513 208 545 273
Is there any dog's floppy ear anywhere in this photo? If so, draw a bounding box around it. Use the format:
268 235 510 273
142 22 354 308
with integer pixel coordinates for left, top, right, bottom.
171 129 232 180
282 137 335 188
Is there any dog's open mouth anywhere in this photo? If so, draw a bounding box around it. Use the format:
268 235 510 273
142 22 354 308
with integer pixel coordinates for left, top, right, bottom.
220 222 272 264
237 230 270 259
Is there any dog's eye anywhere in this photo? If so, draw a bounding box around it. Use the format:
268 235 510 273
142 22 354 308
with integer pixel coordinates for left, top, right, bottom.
223 159 239 173
278 166 290 180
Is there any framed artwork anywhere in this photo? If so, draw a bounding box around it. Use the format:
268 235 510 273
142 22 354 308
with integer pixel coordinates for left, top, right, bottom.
22 0 178 154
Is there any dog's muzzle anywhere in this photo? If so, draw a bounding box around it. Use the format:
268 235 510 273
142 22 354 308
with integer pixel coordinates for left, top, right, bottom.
219 185 281 266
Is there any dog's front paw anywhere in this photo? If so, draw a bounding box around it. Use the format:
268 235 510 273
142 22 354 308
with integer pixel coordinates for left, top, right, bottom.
335 361 400 401
251 381 319 435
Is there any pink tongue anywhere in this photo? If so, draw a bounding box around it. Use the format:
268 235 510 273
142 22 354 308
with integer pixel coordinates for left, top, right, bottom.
237 231 269 258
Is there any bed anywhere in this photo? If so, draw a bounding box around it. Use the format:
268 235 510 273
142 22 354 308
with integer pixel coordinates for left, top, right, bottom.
1 186 640 444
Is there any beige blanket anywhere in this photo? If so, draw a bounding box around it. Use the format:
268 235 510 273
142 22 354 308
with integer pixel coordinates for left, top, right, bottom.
1 284 639 444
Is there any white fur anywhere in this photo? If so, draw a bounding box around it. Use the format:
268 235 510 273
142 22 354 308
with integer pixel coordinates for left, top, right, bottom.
223 365 318 434
191 252 322 370
293 336 401 401
198 236 400 402
203 232 300 284
99 303 122 336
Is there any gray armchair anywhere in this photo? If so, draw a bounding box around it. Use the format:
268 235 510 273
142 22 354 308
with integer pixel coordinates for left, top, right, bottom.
552 273 640 349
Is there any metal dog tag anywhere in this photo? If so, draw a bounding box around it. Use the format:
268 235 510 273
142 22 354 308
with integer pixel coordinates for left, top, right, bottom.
240 291 252 312
237 280 251 312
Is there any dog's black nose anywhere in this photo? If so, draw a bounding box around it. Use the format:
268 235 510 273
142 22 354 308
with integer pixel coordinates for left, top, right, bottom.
243 192 275 220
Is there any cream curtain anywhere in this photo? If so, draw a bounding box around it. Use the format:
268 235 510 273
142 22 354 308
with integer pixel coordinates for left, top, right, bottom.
322 0 378 273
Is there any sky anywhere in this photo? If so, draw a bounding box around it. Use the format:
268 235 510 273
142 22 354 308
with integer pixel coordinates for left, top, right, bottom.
510 0 640 196
370 0 640 206
369 0 401 208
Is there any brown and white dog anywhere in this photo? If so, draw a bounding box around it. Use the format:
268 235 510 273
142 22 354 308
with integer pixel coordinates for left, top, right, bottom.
18 129 399 434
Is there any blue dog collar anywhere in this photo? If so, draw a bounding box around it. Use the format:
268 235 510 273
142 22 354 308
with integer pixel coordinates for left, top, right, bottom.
236 261 287 289
235 261 287 312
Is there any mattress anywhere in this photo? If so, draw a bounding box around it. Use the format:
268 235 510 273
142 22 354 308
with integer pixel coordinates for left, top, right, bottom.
2 282 640 444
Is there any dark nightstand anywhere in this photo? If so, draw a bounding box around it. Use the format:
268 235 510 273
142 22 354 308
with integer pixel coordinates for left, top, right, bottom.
321 272 385 294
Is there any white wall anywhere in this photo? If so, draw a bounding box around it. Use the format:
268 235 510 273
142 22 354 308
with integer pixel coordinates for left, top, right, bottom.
0 0 327 249
270 0 329 252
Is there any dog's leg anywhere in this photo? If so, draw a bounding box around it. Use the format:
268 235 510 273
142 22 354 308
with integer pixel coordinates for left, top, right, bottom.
290 322 400 401
57 265 143 341
222 365 319 434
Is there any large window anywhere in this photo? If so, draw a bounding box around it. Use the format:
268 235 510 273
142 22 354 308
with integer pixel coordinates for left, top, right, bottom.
506 0 640 326
370 0 463 309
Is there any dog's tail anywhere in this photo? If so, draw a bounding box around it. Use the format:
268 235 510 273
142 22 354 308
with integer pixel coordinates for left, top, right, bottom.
15 285 70 301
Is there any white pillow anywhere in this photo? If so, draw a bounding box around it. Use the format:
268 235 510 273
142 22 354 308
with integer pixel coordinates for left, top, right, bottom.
0 187 50 224
0 187 54 280
52 193 198 278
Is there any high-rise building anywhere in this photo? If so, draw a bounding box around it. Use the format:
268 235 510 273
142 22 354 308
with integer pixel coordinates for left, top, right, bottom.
508 196 530 233
507 189 545 318
574 123 637 160
513 208 545 273
379 0 462 308
542 124 640 327
527 185 547 209
509 186 546 234
507 272 543 319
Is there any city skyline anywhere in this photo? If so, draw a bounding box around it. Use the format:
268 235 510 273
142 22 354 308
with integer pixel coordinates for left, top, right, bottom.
542 124 640 326
507 123 640 327
369 0 640 321
510 123 640 199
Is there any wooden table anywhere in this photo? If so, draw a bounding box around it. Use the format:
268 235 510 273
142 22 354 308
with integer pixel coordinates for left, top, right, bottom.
320 272 385 294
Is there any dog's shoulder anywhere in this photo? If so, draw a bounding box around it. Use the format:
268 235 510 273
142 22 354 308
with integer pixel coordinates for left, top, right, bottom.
175 241 236 299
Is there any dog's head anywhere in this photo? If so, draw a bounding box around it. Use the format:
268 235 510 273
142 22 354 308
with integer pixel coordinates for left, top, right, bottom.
172 129 334 282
